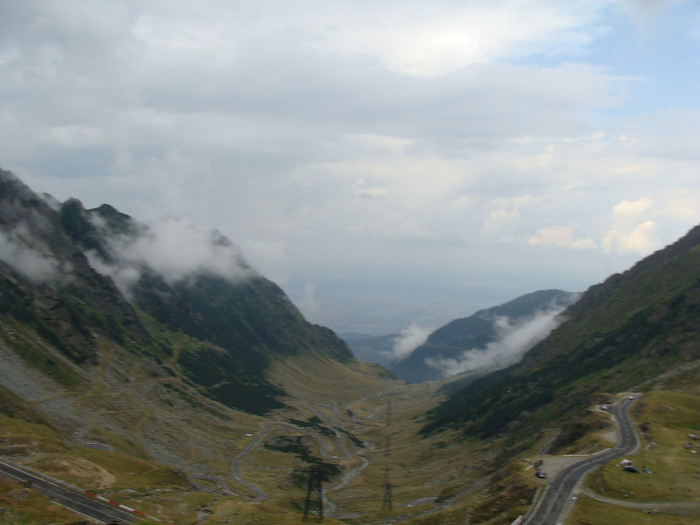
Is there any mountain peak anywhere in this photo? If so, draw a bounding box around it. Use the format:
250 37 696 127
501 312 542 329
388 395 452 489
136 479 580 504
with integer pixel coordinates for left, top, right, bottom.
0 168 353 414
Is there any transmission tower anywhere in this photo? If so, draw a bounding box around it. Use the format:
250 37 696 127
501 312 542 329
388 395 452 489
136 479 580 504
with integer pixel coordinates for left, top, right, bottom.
380 400 398 511
381 467 398 511
303 464 324 521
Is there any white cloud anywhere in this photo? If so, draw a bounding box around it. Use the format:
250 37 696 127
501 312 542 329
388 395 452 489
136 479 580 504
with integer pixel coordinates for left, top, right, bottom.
311 1 603 76
1 0 698 333
602 198 660 254
297 282 319 315
88 215 253 296
482 208 522 237
529 225 597 250
389 324 433 361
661 190 700 222
612 219 658 253
0 229 71 285
41 125 106 149
425 307 567 378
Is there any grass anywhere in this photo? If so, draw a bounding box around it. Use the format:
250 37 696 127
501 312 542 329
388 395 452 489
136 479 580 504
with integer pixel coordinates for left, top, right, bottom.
75 448 189 491
0 479 79 524
573 390 700 524
0 413 66 456
207 500 349 525
118 490 218 524
586 391 700 504
8 318 693 524
568 494 700 525
0 411 191 522
0 322 81 389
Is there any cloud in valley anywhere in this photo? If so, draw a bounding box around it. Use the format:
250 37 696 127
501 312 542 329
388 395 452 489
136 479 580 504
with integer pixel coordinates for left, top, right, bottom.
388 324 434 362
425 307 568 378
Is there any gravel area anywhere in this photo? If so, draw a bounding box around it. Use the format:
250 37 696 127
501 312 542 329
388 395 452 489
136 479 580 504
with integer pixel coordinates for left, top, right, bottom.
0 340 60 402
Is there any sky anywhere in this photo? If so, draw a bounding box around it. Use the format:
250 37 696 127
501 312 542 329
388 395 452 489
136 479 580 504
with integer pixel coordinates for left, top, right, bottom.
1 0 699 335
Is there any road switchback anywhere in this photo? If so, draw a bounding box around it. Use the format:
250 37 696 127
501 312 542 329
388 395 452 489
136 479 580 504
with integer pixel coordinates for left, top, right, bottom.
524 396 638 525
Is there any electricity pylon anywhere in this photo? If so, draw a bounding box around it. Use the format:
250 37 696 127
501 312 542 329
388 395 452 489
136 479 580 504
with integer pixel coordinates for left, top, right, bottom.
381 467 398 511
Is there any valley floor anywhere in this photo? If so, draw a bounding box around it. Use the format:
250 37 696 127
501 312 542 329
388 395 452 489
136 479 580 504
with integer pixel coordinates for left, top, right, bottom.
1 330 698 525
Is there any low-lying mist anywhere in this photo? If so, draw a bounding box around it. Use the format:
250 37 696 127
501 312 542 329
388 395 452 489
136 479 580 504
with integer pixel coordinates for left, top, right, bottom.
425 306 568 378
389 324 433 361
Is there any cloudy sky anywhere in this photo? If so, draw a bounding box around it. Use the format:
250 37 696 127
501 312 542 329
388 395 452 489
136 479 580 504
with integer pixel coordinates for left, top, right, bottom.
1 0 699 334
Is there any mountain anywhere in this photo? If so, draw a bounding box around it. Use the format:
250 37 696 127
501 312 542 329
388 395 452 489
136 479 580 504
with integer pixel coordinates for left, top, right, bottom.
2 167 700 524
422 223 700 448
389 289 579 383
0 168 352 415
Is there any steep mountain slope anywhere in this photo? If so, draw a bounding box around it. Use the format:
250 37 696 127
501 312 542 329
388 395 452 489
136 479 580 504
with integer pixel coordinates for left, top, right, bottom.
0 171 151 367
390 289 578 383
2 167 699 524
0 168 352 415
423 224 700 445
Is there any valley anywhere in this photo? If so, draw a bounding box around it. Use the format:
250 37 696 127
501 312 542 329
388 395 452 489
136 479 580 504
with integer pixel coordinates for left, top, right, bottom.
3 364 698 525
0 169 699 524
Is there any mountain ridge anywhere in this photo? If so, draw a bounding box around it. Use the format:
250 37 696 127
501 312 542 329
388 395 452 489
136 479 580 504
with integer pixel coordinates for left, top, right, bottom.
389 289 579 383
422 222 700 448
0 167 353 415
1 167 699 524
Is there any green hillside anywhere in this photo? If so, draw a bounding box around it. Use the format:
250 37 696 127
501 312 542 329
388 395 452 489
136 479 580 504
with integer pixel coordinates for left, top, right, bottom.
423 224 700 446
2 166 699 524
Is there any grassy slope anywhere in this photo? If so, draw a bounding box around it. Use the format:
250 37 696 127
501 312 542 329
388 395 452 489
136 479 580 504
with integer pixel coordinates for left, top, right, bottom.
1 347 698 524
422 234 700 446
3 171 700 523
571 390 700 524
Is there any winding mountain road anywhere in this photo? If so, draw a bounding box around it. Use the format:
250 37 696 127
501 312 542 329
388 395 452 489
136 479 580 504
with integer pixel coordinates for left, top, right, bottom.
229 403 375 516
230 421 294 502
523 396 639 525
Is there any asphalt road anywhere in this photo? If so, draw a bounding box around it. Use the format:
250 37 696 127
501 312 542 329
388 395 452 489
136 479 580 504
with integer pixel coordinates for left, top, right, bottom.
523 396 639 525
0 458 137 524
